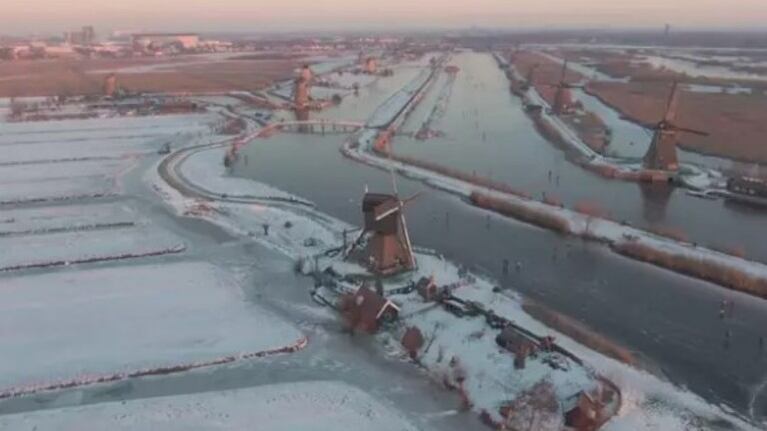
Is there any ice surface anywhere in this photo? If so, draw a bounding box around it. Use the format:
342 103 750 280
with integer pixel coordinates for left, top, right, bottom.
0 202 137 235
0 159 131 183
0 177 117 205
0 381 418 431
0 114 213 140
0 226 184 270
0 262 303 395
179 146 306 202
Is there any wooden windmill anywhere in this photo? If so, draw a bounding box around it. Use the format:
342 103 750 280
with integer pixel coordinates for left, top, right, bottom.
345 160 420 275
643 82 707 171
293 64 313 110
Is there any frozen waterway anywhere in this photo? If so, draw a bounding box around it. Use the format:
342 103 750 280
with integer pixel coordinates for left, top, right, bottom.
232 130 767 423
391 52 767 263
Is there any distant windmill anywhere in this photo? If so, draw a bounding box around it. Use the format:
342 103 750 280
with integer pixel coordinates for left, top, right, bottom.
643 82 708 171
551 60 577 115
293 64 313 110
345 154 420 275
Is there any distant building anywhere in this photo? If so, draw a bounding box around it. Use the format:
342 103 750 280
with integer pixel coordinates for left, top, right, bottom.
82 26 95 44
131 33 200 51
64 26 96 45
339 285 400 333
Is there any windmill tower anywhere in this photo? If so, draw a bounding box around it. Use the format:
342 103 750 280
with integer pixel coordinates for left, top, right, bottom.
103 73 118 98
643 82 707 171
345 167 420 276
293 64 313 110
551 60 575 115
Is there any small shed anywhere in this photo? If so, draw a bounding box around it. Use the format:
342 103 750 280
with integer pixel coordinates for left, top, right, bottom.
416 276 439 301
496 326 538 369
564 391 600 431
341 285 400 333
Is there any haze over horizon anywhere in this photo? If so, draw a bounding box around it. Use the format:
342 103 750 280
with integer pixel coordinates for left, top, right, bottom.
3 0 767 36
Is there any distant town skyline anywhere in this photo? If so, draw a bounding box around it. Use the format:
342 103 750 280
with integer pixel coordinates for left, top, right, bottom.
3 0 767 36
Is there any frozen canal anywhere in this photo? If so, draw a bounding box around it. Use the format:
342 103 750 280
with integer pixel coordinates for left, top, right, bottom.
392 52 767 263
230 53 767 424
2 52 766 429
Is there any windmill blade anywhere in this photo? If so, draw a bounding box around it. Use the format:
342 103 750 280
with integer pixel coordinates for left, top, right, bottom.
663 81 680 123
374 199 401 222
401 191 423 206
560 60 568 84
375 205 399 222
673 126 708 136
386 145 399 197
398 211 417 269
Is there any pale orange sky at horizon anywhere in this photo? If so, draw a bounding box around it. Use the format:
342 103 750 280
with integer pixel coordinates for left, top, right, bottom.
3 0 767 35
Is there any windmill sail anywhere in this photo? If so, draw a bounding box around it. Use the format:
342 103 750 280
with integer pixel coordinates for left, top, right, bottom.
643 82 707 171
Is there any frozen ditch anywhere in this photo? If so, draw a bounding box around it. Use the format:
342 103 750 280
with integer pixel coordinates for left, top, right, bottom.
0 159 132 184
0 262 304 398
0 177 118 206
0 381 417 431
0 139 169 164
0 113 215 140
0 225 185 271
0 202 137 236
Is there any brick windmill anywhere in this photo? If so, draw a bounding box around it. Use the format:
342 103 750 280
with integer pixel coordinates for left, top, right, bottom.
345 164 419 275
643 82 708 171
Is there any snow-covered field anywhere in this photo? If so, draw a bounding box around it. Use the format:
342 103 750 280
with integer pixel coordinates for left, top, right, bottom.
0 114 214 138
0 159 130 183
0 112 221 268
0 176 117 205
0 381 418 431
0 202 136 235
0 225 185 270
0 262 304 396
0 114 215 163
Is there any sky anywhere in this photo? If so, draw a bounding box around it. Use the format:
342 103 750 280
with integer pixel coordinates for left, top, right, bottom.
3 0 767 35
